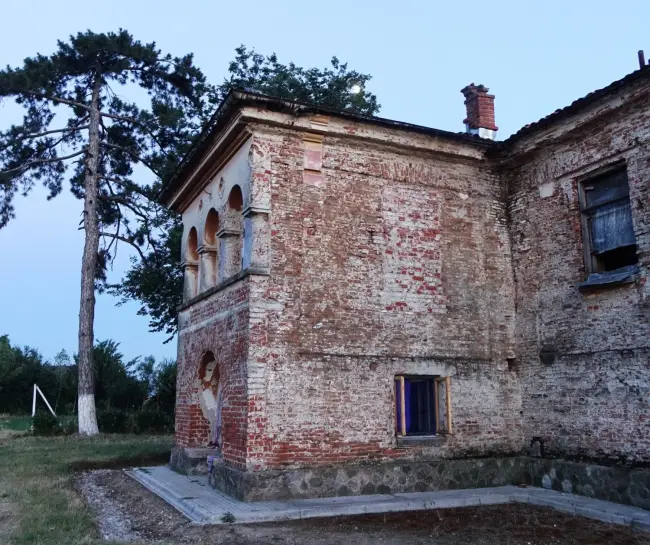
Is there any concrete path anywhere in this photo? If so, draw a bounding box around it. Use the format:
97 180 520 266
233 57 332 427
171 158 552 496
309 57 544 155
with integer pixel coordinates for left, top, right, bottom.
126 466 650 530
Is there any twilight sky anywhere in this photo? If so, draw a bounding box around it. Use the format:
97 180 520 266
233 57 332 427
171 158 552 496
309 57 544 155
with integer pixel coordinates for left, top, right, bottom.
0 0 648 363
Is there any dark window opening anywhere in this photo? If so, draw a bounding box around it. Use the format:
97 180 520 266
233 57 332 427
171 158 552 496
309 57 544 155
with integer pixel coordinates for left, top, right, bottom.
597 245 637 272
580 167 638 283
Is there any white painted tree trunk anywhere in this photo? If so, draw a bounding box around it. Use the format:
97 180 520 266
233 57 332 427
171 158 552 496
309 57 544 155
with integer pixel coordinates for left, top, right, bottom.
77 71 102 436
78 393 98 434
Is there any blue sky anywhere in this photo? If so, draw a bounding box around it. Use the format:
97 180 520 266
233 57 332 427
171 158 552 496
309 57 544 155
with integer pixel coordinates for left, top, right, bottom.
1 0 648 363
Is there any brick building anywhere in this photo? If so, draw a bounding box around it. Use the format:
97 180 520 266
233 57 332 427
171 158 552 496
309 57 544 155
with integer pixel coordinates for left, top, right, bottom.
160 64 650 502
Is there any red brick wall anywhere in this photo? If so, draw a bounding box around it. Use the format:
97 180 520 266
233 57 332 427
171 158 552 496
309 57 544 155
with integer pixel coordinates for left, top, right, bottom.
244 126 522 470
175 278 251 468
507 80 650 461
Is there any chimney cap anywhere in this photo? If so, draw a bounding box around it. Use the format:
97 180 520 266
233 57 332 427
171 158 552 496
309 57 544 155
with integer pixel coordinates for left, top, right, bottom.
461 83 494 99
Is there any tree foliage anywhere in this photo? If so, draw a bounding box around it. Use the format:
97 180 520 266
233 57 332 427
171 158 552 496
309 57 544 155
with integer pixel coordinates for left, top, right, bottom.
0 335 59 414
219 45 380 115
111 46 381 340
0 334 176 417
110 215 183 340
0 29 215 231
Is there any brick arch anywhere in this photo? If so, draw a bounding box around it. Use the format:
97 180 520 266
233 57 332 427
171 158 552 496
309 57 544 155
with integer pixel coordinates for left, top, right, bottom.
175 292 250 465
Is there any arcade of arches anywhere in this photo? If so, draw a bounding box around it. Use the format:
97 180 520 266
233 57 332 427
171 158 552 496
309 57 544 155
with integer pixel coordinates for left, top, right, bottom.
183 185 245 301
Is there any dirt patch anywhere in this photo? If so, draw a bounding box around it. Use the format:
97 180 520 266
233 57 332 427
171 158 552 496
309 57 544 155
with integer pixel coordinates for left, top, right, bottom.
0 490 17 543
78 469 650 545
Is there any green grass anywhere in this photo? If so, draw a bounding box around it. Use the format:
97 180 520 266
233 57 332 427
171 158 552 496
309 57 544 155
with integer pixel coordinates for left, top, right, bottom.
0 430 172 544
0 414 32 432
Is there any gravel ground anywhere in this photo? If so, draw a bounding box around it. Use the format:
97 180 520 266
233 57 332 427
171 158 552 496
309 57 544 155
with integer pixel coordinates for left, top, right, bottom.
76 470 142 541
76 469 650 545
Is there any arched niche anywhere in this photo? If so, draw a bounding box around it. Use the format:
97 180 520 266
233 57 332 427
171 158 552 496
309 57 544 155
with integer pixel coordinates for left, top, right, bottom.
220 185 244 278
197 351 223 447
183 226 199 300
204 208 219 246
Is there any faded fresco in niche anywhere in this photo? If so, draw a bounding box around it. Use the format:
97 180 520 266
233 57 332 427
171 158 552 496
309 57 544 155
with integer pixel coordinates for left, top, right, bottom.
196 352 223 447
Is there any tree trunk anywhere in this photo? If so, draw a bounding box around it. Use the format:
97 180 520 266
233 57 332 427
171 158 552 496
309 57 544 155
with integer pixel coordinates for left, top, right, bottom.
77 71 102 435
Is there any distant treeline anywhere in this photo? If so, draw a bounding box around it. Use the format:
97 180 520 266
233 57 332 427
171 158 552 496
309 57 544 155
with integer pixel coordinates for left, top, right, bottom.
0 335 176 417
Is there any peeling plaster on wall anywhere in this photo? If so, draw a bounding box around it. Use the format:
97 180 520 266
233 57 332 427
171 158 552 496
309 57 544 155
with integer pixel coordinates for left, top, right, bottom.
539 182 555 198
197 359 219 443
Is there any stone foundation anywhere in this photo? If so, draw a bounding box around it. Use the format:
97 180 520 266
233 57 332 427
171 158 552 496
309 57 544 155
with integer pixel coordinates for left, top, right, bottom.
207 456 650 509
170 446 217 476
209 457 530 502
533 458 650 510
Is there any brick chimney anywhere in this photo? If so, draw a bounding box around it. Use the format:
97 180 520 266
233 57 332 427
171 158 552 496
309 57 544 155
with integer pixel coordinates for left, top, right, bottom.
461 83 497 140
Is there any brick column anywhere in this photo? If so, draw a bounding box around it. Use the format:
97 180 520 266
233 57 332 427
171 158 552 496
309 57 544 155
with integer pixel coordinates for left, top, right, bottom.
182 260 198 301
198 245 218 291
242 206 271 272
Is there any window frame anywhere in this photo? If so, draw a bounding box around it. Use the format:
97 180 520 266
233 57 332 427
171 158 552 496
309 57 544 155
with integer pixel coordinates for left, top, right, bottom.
577 163 637 276
394 375 452 438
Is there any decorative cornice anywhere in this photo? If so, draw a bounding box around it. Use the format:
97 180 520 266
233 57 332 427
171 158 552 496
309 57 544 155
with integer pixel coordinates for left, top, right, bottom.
197 244 219 254
217 227 243 238
178 267 270 311
243 205 271 217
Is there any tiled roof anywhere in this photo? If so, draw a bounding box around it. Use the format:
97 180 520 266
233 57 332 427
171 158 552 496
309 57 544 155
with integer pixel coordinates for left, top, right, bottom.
501 65 650 145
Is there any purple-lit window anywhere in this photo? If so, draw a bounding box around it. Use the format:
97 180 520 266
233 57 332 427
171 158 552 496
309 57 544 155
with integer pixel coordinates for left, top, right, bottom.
394 376 437 436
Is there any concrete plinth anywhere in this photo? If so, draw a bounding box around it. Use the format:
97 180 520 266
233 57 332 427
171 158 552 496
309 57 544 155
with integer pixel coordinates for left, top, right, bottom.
128 465 650 529
170 446 217 476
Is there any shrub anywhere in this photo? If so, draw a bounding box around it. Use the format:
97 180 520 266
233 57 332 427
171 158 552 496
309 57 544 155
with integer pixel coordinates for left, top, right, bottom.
220 511 236 523
134 410 173 434
59 415 77 435
96 408 173 434
32 412 60 436
97 408 131 433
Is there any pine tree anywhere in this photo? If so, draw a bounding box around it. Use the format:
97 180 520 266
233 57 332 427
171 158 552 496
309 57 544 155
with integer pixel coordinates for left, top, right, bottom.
0 30 215 434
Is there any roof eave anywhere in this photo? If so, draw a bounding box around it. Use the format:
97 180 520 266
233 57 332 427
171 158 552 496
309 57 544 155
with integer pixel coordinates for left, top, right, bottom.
158 89 495 207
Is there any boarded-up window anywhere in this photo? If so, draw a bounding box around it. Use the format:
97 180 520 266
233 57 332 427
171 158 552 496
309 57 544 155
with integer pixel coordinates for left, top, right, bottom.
581 168 637 273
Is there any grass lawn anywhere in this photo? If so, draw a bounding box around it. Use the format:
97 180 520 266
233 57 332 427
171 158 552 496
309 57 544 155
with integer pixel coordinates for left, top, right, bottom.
0 415 33 433
0 418 172 545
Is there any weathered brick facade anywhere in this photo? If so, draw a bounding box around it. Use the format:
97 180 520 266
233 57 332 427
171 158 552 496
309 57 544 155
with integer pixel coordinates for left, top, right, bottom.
162 66 650 497
504 73 650 462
